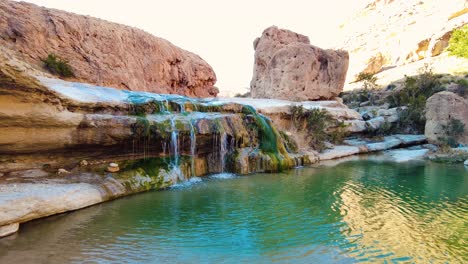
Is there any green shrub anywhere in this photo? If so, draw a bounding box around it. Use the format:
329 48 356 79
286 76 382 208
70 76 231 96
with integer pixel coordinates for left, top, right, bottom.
370 121 394 137
447 25 468 58
454 78 468 97
42 53 75 77
356 72 379 105
387 66 445 133
279 131 298 153
329 121 349 144
438 119 465 147
290 106 349 152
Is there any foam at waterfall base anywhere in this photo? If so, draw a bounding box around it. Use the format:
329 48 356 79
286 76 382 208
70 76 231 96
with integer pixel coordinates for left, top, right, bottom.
210 173 238 179
170 177 203 189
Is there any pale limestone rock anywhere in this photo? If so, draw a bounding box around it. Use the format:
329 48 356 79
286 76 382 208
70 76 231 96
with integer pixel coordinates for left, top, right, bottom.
0 183 104 226
57 168 70 175
366 117 386 130
425 91 468 144
0 222 19 237
319 146 362 161
251 26 349 101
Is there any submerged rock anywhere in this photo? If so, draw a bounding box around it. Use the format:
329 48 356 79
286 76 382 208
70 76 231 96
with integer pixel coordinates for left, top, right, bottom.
250 26 349 101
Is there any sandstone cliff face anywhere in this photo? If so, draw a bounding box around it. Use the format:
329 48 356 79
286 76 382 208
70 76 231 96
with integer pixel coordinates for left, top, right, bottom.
0 0 218 97
338 0 468 86
250 26 349 101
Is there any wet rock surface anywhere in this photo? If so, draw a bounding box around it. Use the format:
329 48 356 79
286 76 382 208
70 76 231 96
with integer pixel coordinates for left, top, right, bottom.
319 134 428 161
0 64 429 236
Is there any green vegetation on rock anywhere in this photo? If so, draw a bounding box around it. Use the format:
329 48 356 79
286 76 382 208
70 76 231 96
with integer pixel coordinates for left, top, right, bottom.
290 106 349 152
438 119 465 147
42 53 75 78
387 67 445 134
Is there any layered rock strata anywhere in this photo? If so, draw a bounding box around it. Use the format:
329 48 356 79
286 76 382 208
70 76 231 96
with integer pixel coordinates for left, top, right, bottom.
0 0 217 97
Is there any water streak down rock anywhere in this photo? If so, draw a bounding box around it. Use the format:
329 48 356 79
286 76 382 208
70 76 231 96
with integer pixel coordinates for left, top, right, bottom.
250 26 349 101
0 0 218 97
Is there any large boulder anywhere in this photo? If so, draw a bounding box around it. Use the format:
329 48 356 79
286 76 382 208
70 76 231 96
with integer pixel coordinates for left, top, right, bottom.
250 26 349 101
425 91 468 144
0 0 217 97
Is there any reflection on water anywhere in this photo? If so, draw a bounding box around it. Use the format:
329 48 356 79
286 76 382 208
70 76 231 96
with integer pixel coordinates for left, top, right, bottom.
0 160 466 263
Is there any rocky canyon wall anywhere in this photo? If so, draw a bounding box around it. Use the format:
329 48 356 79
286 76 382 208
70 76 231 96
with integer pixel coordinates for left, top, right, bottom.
0 0 218 97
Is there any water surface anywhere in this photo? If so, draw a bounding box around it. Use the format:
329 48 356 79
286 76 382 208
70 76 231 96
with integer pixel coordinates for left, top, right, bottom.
0 160 467 263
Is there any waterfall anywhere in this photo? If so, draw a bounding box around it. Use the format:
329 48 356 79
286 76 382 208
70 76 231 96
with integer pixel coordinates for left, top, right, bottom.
170 117 179 166
180 102 185 112
220 132 227 173
169 116 183 183
189 121 196 177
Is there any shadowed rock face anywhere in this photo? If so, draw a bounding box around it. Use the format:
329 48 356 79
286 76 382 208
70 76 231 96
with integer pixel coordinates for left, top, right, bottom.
250 26 349 101
0 0 218 97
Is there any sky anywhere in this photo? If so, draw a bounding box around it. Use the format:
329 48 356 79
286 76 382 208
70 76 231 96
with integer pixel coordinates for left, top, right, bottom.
20 0 370 95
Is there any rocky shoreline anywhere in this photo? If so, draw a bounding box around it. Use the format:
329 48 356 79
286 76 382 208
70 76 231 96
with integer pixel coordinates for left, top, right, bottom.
0 0 467 239
0 71 438 238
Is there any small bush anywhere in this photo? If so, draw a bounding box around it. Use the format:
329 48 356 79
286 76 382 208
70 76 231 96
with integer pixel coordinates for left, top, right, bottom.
454 79 468 97
42 53 75 77
387 66 445 133
447 25 468 58
438 119 465 147
279 131 298 153
290 106 349 152
329 121 349 144
356 72 379 105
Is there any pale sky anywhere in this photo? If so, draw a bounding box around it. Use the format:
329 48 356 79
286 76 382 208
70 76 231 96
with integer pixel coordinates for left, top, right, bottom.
20 0 370 95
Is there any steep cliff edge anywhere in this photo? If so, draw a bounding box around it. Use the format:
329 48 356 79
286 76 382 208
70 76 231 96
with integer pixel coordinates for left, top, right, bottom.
0 0 218 97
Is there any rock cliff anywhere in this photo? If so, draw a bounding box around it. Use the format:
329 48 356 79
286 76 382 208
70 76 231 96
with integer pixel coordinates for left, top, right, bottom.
250 26 349 101
338 0 468 87
0 0 218 97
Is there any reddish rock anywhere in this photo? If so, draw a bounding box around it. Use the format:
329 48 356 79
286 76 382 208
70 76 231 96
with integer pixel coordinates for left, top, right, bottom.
0 0 217 97
250 26 349 101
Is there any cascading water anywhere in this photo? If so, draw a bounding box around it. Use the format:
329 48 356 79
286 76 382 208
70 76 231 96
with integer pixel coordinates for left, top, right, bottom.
189 121 197 177
220 132 228 173
169 116 183 183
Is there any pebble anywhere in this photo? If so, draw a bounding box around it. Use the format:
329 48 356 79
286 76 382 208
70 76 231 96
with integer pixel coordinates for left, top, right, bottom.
80 160 89 166
57 168 70 175
107 163 120 173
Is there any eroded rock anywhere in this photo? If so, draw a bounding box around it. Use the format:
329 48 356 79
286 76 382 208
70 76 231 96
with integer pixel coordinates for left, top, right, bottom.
0 0 217 97
425 91 468 144
250 26 349 101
